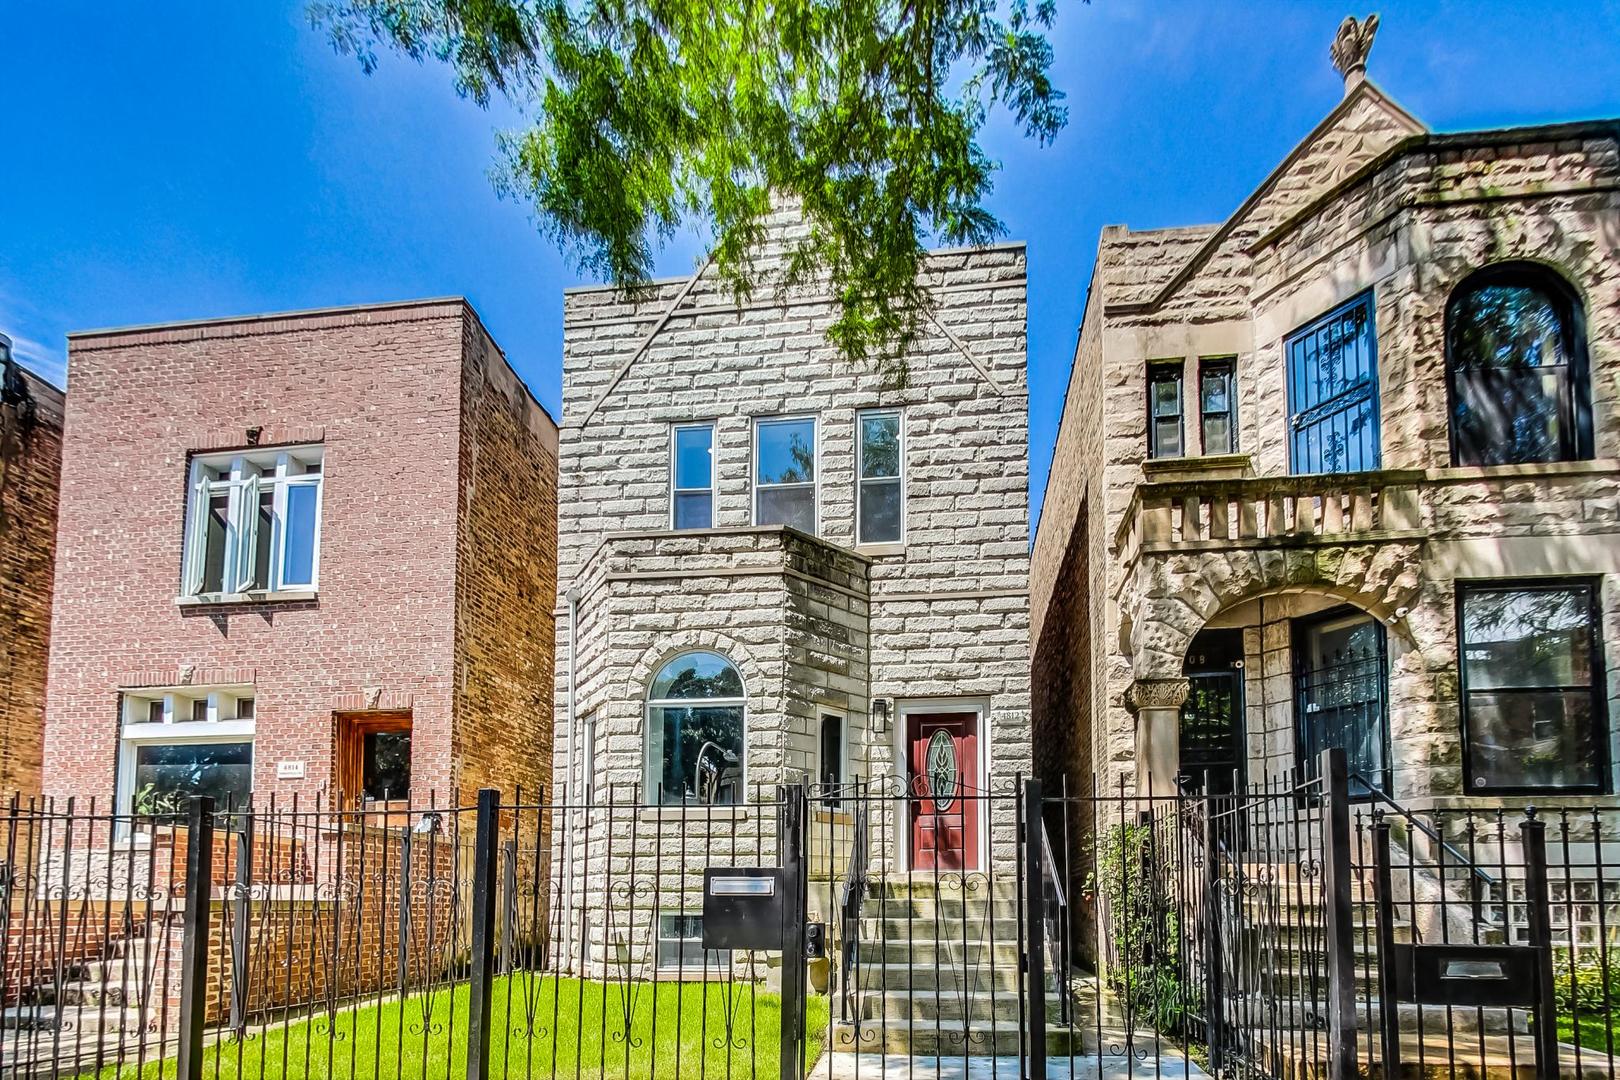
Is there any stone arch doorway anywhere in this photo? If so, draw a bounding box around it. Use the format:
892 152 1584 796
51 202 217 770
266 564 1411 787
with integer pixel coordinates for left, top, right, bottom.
1130 580 1429 799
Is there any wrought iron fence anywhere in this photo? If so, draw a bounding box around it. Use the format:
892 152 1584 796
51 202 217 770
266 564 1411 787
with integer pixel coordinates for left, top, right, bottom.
0 771 1615 1080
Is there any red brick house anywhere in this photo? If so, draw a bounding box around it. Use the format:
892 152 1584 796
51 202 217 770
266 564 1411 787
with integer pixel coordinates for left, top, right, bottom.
42 299 558 813
0 334 64 799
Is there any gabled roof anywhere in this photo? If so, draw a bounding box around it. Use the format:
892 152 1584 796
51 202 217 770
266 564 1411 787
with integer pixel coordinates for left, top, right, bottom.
1107 79 1427 315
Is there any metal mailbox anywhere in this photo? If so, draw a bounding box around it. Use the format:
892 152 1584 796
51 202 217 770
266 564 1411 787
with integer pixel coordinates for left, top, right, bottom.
702 867 787 951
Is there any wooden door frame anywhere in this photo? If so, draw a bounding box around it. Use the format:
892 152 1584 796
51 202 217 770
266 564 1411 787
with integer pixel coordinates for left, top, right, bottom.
893 698 988 872
334 709 413 809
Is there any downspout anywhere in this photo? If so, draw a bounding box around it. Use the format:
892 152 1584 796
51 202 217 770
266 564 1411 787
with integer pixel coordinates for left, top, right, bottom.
561 585 581 972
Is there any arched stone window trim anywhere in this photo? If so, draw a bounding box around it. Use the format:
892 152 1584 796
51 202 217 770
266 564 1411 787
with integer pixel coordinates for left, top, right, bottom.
641 649 748 805
1444 262 1593 467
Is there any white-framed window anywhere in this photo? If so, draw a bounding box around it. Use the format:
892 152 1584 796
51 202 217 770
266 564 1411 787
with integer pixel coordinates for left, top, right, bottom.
856 409 904 545
656 912 728 973
181 445 324 598
117 687 256 816
818 711 848 807
753 416 817 534
670 423 716 530
645 651 746 805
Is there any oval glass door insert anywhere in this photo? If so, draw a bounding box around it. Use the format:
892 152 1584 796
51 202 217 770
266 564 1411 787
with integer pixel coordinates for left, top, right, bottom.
925 730 958 811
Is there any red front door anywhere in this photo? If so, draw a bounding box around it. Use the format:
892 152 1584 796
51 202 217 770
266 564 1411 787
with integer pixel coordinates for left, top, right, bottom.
907 712 980 871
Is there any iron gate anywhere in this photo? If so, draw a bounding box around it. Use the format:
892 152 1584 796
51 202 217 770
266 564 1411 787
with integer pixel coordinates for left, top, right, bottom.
0 765 1607 1080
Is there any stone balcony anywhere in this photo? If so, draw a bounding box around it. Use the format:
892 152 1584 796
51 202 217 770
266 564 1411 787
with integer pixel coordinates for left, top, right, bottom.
1113 465 1428 582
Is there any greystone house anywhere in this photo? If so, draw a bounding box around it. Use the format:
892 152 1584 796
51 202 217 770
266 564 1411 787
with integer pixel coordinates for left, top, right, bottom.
549 207 1032 986
1033 23 1620 815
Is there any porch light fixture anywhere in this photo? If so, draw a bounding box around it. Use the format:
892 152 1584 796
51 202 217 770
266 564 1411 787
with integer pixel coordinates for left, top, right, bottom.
871 698 891 736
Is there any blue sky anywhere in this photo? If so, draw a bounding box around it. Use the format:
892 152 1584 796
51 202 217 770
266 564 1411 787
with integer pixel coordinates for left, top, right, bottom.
5 1 1619 529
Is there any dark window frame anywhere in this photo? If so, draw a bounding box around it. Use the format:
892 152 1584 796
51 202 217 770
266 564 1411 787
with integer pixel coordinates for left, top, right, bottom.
1455 578 1610 796
1146 361 1185 460
1198 356 1238 456
1444 262 1593 468
1284 291 1382 475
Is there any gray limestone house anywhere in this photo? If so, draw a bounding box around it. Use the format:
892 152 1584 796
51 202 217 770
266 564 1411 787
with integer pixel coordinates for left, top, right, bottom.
551 209 1031 974
1031 44 1620 810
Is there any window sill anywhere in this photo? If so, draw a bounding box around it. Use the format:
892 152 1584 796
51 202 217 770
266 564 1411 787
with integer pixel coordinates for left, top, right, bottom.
1426 458 1620 483
626 806 755 822
855 542 906 559
177 589 318 607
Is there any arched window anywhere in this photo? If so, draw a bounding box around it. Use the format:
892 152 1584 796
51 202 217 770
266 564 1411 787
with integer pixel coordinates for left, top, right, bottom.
1446 264 1592 466
645 651 746 805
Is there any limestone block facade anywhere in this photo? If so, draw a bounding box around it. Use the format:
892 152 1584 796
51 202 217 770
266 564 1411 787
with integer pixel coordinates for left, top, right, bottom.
44 300 558 813
1033 70 1620 812
553 209 1031 973
0 340 64 798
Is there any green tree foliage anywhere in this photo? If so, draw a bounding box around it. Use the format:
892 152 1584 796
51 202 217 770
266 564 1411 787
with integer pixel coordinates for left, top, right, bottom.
309 0 1069 381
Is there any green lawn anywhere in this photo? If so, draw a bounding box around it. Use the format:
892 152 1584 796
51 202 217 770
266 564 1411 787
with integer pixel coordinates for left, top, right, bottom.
1559 1011 1620 1056
80 976 828 1080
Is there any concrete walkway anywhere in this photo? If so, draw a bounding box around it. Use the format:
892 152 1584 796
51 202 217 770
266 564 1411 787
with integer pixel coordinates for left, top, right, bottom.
815 1053 1212 1080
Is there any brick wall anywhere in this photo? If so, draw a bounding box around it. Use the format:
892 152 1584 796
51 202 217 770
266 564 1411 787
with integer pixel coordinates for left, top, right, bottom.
0 361 63 798
452 316 560 805
44 300 557 811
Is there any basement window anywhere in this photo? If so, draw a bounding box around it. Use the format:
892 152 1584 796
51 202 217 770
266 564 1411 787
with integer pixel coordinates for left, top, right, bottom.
181 445 323 598
656 912 727 973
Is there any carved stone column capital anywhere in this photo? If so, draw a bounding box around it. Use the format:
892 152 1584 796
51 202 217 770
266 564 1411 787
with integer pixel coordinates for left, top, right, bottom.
1126 676 1191 712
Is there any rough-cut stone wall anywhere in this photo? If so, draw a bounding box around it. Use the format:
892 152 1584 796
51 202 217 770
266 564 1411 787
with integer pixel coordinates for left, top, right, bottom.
1033 89 1620 804
555 207 1031 794
45 301 556 810
452 317 560 806
553 209 1031 972
0 362 63 798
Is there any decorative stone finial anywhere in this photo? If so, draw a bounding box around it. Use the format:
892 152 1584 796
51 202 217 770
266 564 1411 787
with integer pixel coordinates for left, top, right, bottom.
1330 13 1380 92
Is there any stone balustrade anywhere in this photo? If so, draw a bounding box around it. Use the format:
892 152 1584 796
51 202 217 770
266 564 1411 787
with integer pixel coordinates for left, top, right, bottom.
1114 468 1430 574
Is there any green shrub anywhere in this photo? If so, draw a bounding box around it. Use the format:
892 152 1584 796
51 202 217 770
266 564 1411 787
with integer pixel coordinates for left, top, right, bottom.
1085 821 1195 1035
1555 953 1620 1014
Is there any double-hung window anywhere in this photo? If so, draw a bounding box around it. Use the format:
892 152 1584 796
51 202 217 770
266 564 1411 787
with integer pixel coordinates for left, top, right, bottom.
856 409 904 545
1147 363 1184 459
182 445 323 597
1458 580 1608 793
754 417 817 533
670 423 715 529
1199 358 1237 455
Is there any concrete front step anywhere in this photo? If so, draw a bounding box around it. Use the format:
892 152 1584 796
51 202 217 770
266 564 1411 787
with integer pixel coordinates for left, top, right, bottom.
862 938 1022 967
828 1019 1082 1057
0 1004 160 1037
856 988 1063 1023
37 979 165 1008
859 962 1025 994
1227 997 1532 1036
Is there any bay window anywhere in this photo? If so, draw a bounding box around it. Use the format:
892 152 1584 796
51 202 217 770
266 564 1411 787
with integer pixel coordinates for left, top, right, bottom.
1458 580 1608 793
182 445 323 597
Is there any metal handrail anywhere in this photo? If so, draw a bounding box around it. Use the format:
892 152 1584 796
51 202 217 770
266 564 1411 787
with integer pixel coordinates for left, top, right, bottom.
1038 818 1071 1022
1352 772 1497 923
836 787 869 1024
